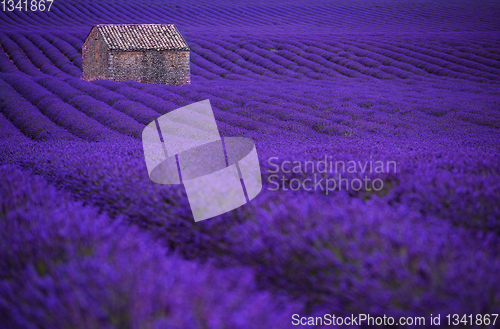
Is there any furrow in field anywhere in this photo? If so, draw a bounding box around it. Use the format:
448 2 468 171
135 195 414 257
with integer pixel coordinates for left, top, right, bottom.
25 34 81 77
1 73 121 141
6 32 68 77
39 33 82 69
0 75 77 141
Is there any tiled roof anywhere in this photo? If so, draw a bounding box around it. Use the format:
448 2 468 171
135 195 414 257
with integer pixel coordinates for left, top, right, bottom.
93 24 189 51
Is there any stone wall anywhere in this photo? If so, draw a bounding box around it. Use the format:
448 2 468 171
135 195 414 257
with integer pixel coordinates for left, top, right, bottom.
109 50 190 85
108 51 143 82
82 29 109 81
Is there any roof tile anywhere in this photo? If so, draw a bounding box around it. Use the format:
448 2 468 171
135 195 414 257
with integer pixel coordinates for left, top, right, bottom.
94 24 189 51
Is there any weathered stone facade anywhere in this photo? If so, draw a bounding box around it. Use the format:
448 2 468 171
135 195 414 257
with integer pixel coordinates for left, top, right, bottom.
82 24 190 85
82 27 109 81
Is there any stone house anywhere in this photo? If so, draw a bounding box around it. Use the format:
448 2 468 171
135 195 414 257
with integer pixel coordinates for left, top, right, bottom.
82 24 190 85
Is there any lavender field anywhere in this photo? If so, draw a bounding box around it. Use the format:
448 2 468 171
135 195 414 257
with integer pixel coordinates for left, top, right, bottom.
1 0 500 327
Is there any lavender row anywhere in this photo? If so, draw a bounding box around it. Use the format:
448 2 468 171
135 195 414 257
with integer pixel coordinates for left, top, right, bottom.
6 33 66 77
118 82 285 134
322 40 430 77
0 46 18 74
0 165 301 328
365 40 490 81
3 1 500 33
189 61 223 80
34 76 144 138
1 73 120 141
209 40 286 78
383 40 500 81
25 34 81 77
0 33 41 76
279 43 389 79
93 79 182 114
0 77 76 141
2 30 498 84
1 137 499 316
309 41 414 78
225 37 349 79
192 40 279 79
54 32 83 54
64 77 160 125
412 41 500 74
0 112 30 141
190 49 233 78
105 80 334 135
